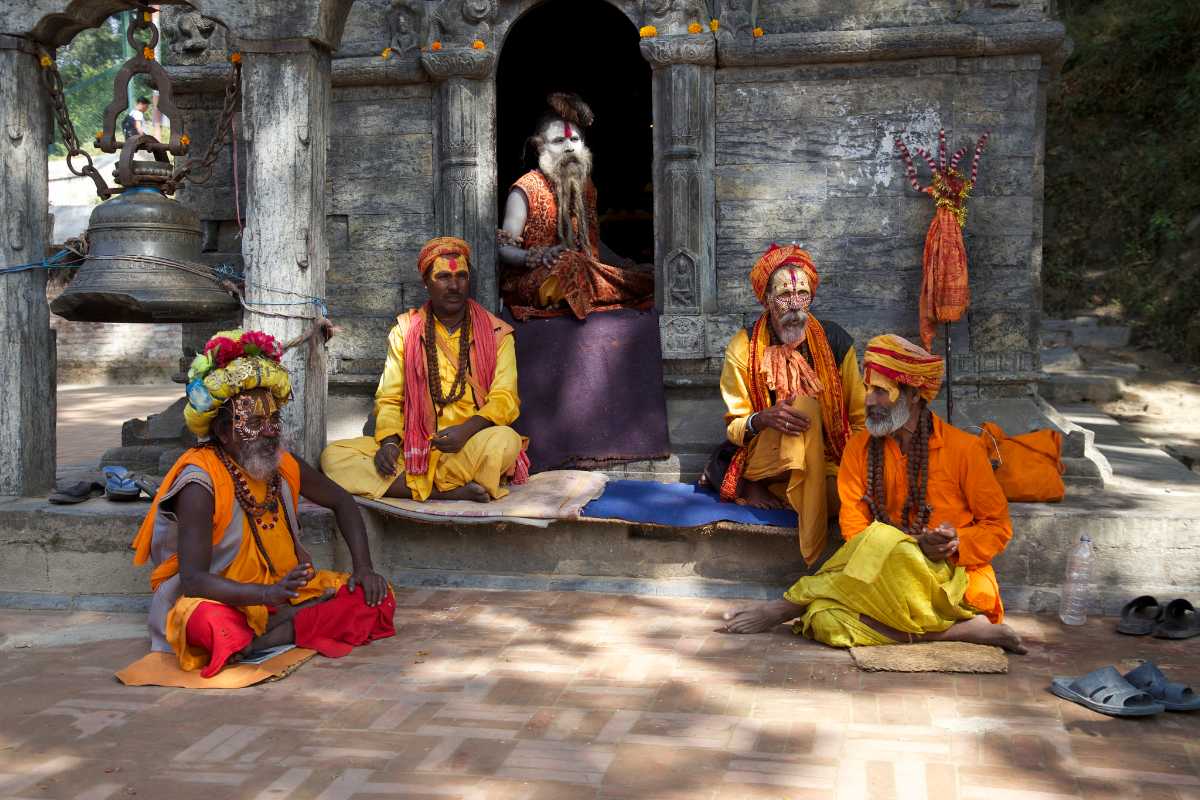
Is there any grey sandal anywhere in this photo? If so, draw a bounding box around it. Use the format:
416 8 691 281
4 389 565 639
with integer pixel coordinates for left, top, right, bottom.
1050 666 1165 717
1124 661 1200 712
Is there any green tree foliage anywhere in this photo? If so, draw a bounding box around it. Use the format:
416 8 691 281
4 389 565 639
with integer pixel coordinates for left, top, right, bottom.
1045 0 1200 360
49 13 157 157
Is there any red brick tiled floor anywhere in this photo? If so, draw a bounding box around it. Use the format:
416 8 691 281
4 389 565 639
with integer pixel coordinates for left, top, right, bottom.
1 590 1198 799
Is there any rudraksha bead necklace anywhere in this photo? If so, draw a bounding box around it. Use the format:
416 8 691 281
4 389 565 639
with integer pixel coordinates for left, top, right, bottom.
425 307 472 416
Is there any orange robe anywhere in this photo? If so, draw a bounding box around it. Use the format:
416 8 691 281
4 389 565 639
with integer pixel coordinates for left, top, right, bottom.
501 170 653 320
837 413 1012 622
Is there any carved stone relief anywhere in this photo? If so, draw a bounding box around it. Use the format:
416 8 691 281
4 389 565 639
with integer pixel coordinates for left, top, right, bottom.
642 0 711 35
667 249 699 312
385 0 424 56
714 0 752 39
429 0 498 48
659 314 706 359
165 10 225 66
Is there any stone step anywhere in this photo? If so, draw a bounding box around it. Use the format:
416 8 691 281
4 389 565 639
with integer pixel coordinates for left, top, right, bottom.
1037 372 1125 404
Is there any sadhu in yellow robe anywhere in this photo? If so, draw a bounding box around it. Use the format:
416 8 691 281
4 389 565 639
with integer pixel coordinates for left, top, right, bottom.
718 316 866 564
786 413 1013 648
321 305 523 501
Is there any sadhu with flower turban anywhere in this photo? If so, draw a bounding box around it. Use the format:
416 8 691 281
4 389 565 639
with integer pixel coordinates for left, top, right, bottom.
708 243 867 566
130 329 395 681
717 331 1019 652
320 235 530 506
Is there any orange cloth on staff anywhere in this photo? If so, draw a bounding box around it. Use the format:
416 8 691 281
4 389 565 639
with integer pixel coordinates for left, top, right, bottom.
837 413 1012 623
919 196 971 350
501 170 653 320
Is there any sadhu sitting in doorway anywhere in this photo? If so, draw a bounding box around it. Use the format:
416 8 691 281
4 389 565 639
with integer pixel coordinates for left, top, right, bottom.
497 92 654 320
322 237 530 503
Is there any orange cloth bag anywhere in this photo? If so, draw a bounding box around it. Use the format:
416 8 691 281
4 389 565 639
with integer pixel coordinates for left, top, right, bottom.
976 422 1065 503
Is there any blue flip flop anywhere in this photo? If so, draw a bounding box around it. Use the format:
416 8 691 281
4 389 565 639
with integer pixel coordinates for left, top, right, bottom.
1124 661 1200 712
1050 666 1165 717
102 466 141 502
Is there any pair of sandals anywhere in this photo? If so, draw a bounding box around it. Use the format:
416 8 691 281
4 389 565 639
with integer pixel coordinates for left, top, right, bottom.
1051 661 1200 717
1118 595 1200 639
48 467 160 504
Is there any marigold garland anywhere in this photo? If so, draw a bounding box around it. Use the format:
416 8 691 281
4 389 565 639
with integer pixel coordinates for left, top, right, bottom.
180 133 190 147
471 39 485 49
230 52 242 64
639 25 657 38
688 21 702 34
142 46 154 60
710 19 720 31
431 40 443 51
39 53 52 68
380 46 394 59
752 26 765 38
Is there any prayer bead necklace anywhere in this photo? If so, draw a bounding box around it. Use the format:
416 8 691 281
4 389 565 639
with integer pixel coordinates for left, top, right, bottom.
209 443 282 575
424 309 472 416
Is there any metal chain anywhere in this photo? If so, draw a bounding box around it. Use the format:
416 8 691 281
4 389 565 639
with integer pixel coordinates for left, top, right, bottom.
37 50 112 199
168 58 241 192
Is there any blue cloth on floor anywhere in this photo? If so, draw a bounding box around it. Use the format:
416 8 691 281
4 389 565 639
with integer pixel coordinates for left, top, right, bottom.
581 480 798 528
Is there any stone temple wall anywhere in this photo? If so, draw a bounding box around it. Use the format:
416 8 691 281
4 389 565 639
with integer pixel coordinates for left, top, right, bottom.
161 0 1060 409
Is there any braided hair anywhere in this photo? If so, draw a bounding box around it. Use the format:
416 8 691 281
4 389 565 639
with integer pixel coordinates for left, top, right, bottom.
862 403 934 535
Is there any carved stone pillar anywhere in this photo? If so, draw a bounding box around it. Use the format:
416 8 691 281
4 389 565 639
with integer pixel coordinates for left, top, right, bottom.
423 49 498 311
0 39 55 494
239 40 331 463
641 36 717 359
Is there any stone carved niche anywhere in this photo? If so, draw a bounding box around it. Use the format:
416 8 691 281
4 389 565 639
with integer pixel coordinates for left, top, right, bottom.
643 0 711 35
165 10 226 65
386 0 424 55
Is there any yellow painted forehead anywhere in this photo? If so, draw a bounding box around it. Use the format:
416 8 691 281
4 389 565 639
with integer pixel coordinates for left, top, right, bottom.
865 370 901 403
430 253 469 278
768 266 812 296
235 389 281 417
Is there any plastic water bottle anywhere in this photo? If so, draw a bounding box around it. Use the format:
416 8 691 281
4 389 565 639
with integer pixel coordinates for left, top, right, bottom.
1059 535 1093 625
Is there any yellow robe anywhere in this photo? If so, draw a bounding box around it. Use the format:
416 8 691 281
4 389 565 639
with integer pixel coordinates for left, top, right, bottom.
719 327 866 560
321 315 522 502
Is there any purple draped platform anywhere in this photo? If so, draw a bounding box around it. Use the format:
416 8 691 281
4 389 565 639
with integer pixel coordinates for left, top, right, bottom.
504 308 671 473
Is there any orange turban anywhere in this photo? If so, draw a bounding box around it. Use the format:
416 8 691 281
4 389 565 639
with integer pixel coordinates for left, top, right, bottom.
863 334 945 403
750 243 819 305
417 236 471 277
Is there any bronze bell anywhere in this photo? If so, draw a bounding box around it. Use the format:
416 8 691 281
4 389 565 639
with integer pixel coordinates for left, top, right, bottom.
48 9 241 323
50 183 240 323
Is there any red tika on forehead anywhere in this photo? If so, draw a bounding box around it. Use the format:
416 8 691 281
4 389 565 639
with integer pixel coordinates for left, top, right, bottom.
563 122 573 139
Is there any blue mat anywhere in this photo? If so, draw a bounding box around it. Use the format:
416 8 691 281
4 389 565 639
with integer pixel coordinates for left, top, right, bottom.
581 480 797 528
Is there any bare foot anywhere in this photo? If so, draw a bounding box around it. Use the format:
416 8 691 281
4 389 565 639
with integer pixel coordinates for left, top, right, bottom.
937 615 1028 654
433 482 490 503
719 598 805 634
740 480 788 510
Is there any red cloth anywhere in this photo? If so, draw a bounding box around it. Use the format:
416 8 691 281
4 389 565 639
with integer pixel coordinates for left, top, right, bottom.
292 585 397 658
401 299 531 483
185 601 255 678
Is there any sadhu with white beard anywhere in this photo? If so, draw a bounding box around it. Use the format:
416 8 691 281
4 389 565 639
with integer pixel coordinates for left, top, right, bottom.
713 244 866 565
130 330 394 678
497 92 654 320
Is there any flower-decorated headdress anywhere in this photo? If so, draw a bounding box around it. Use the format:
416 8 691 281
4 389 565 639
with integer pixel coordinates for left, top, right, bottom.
750 243 819 306
184 329 292 438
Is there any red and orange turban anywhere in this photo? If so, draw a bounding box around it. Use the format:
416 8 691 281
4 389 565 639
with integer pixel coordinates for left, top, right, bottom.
417 236 471 277
863 334 945 403
750 243 819 305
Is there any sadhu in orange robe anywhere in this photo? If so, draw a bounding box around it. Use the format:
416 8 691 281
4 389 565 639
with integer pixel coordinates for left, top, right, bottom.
501 170 653 320
784 413 1013 647
132 448 395 676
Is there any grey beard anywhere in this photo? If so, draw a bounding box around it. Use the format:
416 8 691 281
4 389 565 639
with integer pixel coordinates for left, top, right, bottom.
865 400 911 437
538 146 593 250
238 437 284 482
769 308 808 346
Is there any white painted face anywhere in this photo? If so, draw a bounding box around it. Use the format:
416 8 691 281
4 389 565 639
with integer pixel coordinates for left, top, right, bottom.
541 119 583 157
768 266 812 302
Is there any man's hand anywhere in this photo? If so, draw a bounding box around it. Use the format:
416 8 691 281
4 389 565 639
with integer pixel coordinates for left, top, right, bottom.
539 244 567 267
431 423 474 454
347 568 389 608
754 399 811 436
374 438 401 477
916 523 958 562
262 563 313 606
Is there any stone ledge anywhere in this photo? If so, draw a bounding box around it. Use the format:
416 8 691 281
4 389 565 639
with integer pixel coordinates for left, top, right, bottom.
718 21 1067 68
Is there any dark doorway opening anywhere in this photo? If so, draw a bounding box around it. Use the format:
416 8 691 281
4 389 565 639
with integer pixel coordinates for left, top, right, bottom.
496 0 654 264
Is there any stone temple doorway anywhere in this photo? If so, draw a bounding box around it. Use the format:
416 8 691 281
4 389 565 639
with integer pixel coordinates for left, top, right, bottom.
495 0 654 265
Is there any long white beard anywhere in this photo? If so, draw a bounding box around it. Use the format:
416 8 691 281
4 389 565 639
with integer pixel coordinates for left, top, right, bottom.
538 145 593 250
239 438 284 482
865 400 911 437
769 307 808 346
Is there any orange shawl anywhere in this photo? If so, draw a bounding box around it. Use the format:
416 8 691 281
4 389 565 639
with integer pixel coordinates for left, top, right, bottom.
131 447 301 591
